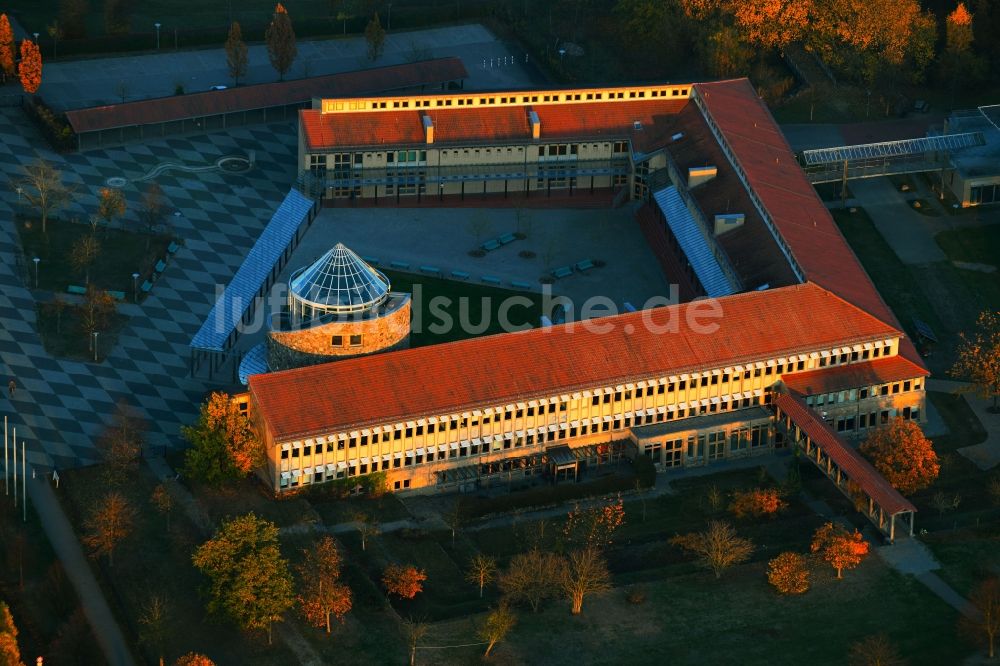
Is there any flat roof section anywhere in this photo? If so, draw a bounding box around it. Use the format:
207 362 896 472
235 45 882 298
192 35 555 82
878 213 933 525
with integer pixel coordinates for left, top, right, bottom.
782 355 929 397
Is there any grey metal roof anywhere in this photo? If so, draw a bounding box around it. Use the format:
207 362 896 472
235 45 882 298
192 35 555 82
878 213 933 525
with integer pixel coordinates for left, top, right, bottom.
290 243 390 313
191 188 314 352
238 343 270 385
802 132 986 165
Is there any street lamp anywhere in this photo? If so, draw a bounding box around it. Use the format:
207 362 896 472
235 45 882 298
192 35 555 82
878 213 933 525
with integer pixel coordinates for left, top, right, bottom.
132 272 139 303
92 331 99 362
32 257 39 288
154 23 161 50
559 48 566 64
33 32 39 43
388 3 392 30
16 186 22 202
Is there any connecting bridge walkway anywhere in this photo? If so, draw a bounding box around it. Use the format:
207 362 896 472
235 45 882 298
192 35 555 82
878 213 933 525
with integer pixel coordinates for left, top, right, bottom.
774 393 916 542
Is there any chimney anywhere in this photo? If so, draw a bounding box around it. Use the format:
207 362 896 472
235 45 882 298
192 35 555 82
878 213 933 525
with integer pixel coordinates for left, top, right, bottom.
688 165 717 188
714 213 745 236
528 110 541 140
422 114 434 144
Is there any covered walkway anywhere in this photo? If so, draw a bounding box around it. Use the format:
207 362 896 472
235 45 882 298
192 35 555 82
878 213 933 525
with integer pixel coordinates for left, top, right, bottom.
774 393 916 541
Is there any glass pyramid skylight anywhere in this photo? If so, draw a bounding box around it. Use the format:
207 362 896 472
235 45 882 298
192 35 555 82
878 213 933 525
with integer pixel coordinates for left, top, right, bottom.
289 243 390 314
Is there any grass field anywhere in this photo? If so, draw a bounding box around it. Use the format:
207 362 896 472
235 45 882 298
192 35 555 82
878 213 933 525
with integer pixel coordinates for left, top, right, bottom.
382 269 544 346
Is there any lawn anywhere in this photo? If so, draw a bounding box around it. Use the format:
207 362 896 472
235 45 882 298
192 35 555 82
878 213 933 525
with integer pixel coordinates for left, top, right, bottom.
15 215 171 297
311 492 411 526
935 225 1000 268
382 269 544 346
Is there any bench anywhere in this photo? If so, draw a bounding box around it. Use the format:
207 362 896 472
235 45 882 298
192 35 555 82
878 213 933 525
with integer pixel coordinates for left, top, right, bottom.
140 280 153 294
389 260 410 270
498 233 516 245
551 266 573 279
450 270 471 280
575 259 595 272
67 285 87 295
106 290 126 301
481 239 500 252
167 241 180 254
511 280 531 290
419 265 441 275
154 259 167 273
481 275 501 285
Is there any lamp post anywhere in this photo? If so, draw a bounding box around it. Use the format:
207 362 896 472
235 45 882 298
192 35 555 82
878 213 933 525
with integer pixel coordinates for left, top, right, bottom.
92 331 98 362
132 272 139 303
388 3 392 30
155 23 161 50
16 186 22 202
559 48 566 66
32 257 39 288
33 32 39 43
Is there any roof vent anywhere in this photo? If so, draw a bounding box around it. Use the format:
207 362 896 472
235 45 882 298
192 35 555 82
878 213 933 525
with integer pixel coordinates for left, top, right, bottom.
633 120 643 130
714 213 745 236
528 109 541 140
422 114 434 144
672 132 684 141
688 165 717 188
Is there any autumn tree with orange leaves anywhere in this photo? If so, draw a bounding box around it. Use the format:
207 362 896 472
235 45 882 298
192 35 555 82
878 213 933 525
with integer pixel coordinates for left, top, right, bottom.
767 551 810 595
383 564 426 600
183 391 263 486
18 39 42 94
563 496 625 549
174 652 216 666
298 536 352 634
84 491 136 567
860 418 939 495
811 522 869 579
952 310 1000 412
265 3 297 81
729 487 787 519
0 14 14 79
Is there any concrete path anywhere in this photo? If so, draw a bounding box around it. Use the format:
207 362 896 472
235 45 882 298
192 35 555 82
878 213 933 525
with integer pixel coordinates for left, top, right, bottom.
847 177 947 264
877 537 979 619
39 24 538 111
928 379 1000 470
27 479 137 666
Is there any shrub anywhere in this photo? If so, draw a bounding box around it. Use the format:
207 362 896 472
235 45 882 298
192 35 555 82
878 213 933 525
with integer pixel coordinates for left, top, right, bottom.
625 586 647 605
24 96 76 152
767 552 810 595
729 488 787 519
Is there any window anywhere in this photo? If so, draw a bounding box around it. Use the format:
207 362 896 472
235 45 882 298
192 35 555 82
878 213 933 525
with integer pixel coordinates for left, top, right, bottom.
664 439 683 467
350 334 362 347
331 335 343 347
613 141 628 154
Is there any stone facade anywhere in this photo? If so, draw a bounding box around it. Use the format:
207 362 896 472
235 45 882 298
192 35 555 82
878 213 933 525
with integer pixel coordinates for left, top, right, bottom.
267 294 411 371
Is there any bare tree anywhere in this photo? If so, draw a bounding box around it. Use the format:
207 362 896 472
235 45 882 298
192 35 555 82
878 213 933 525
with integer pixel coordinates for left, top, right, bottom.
97 399 146 487
150 483 173 532
499 548 561 612
465 553 497 598
478 603 516 657
444 497 463 546
70 234 100 285
670 521 754 579
17 159 73 234
353 511 379 551
402 617 429 666
961 577 1000 658
138 594 170 666
559 547 611 614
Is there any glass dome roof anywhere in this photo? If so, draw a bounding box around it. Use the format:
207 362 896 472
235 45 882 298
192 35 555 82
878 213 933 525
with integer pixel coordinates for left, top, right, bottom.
289 243 390 314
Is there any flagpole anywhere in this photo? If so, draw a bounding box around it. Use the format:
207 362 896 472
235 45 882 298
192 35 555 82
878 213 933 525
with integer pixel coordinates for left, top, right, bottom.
12 426 16 507
4 415 7 495
21 440 26 523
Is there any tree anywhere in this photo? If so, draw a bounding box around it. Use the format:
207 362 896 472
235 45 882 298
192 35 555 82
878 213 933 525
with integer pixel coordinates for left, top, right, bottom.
83 491 135 566
729 488 787 519
139 182 167 234
478 603 516 657
952 310 1000 411
17 159 73 234
383 564 426 599
70 234 100 285
499 548 562 612
961 577 1000 658
265 3 297 81
225 22 249 86
0 14 14 79
810 522 869 579
138 595 169 666
562 496 625 549
670 521 754 579
96 399 146 486
80 285 115 351
732 0 811 49
353 511 379 551
103 0 131 35
59 0 89 39
298 536 352 633
49 294 69 334
444 497 463 545
559 547 611 615
848 633 906 666
465 553 497 598
47 20 64 59
860 418 939 495
0 601 21 666
97 187 126 228
767 551 810 595
18 39 42 94
332 0 358 34
174 654 216 666
192 513 295 644
151 483 173 532
364 12 385 61
401 617 428 666
183 392 263 485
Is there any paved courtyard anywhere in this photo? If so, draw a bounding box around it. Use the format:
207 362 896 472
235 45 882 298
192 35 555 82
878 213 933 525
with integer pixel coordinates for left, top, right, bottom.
0 107 300 470
39 24 539 111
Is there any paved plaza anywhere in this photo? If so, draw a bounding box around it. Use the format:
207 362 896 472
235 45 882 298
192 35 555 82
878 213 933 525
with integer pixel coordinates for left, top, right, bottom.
39 24 539 111
0 107 300 470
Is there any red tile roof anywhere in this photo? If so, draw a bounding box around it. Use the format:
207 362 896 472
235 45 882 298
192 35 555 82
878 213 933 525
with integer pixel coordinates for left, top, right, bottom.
249 282 901 441
65 58 468 133
691 79 925 368
782 355 929 396
775 392 916 515
300 98 687 151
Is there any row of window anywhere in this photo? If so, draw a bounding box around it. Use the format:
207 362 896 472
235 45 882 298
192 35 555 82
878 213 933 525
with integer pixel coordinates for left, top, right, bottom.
353 87 691 111
804 378 922 408
833 406 920 433
642 424 772 467
331 334 362 348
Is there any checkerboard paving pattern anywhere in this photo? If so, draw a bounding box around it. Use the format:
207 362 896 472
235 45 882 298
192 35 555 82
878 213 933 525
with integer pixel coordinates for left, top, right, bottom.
0 108 300 471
